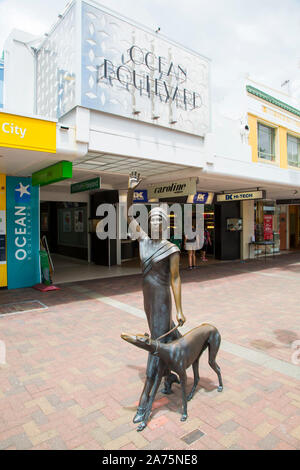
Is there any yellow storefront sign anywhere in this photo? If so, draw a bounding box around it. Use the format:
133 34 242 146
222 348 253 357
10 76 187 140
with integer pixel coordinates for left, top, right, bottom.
0 112 56 153
0 174 7 288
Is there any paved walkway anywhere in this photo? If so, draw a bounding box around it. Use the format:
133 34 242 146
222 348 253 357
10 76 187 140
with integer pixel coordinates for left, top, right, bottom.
0 253 300 450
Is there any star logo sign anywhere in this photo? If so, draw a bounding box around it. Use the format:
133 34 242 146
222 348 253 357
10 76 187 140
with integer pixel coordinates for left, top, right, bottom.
14 182 31 203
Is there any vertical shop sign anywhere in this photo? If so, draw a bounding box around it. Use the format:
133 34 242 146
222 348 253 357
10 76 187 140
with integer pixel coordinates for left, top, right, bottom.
6 177 40 289
264 214 273 240
0 174 7 287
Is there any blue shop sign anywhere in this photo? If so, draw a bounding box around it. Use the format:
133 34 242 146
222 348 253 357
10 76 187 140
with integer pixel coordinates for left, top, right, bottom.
133 190 148 203
193 192 209 204
6 177 40 289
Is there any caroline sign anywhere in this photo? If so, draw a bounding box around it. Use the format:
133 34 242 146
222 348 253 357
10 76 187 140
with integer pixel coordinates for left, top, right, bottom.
81 2 210 136
148 179 196 199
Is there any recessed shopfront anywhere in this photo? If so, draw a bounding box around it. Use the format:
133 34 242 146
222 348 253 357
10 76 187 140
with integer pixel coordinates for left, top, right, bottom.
40 201 88 261
276 199 300 251
254 200 280 255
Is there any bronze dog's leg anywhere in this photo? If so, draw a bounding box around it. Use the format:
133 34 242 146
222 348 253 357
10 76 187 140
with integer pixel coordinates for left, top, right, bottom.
133 377 154 423
208 333 223 392
187 358 200 401
209 358 223 392
134 353 159 423
162 325 181 394
179 370 188 421
137 363 165 432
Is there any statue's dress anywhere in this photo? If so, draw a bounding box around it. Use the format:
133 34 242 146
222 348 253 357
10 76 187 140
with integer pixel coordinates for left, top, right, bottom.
139 237 181 379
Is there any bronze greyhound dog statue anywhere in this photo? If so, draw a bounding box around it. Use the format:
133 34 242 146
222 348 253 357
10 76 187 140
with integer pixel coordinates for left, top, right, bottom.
121 323 223 431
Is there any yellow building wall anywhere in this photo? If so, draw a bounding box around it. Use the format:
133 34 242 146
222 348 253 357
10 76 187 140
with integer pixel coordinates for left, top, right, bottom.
248 114 258 162
279 127 288 169
0 174 7 288
248 113 297 169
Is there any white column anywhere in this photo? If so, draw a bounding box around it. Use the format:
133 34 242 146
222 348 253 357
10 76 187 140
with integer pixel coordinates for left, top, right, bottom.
286 205 290 250
240 200 255 260
117 190 128 265
87 196 91 263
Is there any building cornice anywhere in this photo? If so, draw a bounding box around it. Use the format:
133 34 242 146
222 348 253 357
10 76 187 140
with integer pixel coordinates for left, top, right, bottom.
246 85 300 119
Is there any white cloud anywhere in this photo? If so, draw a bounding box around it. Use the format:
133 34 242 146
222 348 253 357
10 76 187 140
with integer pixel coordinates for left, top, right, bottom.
0 0 299 108
0 0 68 49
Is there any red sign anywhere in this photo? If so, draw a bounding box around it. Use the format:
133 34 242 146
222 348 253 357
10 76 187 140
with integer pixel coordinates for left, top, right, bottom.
264 215 273 240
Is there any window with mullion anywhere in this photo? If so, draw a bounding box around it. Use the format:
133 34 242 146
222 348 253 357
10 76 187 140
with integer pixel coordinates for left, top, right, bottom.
258 123 276 161
287 134 300 168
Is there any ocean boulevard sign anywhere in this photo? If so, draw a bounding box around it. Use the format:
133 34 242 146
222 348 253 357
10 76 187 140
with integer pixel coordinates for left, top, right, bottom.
148 179 196 200
6 177 40 289
0 174 6 288
81 2 210 136
99 47 202 111
217 190 265 202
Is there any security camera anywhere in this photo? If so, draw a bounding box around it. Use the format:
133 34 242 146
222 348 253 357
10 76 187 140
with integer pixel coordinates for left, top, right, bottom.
240 120 250 143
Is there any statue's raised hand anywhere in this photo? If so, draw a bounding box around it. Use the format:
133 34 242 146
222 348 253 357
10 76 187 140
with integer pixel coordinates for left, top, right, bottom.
128 171 142 189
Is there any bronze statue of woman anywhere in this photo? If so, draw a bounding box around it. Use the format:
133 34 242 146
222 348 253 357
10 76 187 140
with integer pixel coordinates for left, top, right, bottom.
127 171 186 424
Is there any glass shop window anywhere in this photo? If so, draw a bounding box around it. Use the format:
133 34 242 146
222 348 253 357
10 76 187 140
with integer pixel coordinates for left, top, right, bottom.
287 134 300 168
258 123 276 161
254 201 280 254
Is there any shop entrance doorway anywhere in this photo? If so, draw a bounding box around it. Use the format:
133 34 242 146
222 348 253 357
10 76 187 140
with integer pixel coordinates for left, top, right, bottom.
280 211 287 250
203 204 215 259
215 201 240 260
289 205 300 249
40 201 89 284
40 201 88 261
158 197 216 265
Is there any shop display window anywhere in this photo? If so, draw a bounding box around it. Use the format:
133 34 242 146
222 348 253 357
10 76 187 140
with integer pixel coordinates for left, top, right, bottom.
287 134 300 168
254 201 280 254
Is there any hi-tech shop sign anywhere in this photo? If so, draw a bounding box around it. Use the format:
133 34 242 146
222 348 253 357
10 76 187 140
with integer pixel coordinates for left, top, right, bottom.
81 2 210 136
217 190 266 202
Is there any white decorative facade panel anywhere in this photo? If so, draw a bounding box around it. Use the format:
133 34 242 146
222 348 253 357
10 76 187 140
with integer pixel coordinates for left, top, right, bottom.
35 0 210 135
36 3 76 119
81 2 210 136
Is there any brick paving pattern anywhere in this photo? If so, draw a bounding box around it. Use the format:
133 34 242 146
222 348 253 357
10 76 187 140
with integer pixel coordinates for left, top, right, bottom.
0 252 299 450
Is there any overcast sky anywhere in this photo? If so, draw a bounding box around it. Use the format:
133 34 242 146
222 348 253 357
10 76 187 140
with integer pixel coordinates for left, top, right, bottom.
0 0 299 114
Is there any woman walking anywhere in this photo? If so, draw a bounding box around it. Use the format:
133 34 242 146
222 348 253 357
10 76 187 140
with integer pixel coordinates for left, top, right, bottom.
201 228 212 261
184 225 200 269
